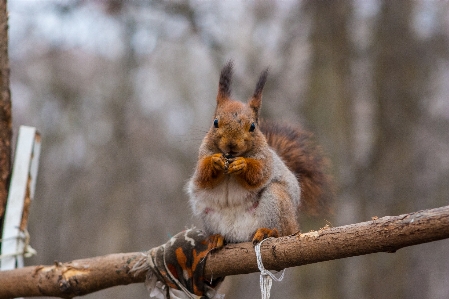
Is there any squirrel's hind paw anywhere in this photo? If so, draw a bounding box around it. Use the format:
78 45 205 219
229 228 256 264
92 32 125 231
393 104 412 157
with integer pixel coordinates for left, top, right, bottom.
252 227 279 245
207 234 225 249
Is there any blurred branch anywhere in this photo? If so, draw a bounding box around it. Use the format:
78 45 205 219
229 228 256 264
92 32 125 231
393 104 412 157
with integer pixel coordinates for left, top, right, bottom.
153 0 225 63
0 205 448 298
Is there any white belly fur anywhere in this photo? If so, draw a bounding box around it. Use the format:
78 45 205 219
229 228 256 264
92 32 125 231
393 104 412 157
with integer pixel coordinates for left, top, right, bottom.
188 176 264 243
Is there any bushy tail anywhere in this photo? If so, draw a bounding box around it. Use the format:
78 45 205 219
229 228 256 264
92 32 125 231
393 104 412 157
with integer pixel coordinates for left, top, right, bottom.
260 121 334 216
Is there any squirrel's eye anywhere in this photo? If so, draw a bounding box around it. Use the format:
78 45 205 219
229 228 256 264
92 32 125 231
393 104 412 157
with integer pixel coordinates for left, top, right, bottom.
249 122 256 132
213 119 219 128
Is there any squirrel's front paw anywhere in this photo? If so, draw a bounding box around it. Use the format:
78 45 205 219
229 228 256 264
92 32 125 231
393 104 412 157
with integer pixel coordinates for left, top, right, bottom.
211 153 227 171
227 157 247 174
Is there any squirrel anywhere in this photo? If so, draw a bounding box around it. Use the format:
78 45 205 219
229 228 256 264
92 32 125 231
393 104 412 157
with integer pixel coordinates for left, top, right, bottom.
187 61 333 244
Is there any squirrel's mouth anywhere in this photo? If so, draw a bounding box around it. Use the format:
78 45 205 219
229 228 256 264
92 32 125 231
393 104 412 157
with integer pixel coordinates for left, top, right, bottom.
224 152 237 159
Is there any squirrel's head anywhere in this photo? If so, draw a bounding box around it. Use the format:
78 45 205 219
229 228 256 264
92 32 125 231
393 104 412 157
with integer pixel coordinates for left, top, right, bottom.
209 61 268 157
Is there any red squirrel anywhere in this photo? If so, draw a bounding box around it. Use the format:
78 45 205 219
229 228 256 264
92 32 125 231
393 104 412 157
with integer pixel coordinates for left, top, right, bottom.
187 61 333 244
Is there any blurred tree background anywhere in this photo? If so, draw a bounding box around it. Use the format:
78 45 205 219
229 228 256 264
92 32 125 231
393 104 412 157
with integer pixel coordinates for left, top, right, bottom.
5 0 449 298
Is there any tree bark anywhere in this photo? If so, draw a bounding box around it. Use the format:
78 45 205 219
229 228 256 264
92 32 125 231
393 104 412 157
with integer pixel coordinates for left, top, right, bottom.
0 0 12 222
206 205 449 276
0 253 147 298
0 205 448 298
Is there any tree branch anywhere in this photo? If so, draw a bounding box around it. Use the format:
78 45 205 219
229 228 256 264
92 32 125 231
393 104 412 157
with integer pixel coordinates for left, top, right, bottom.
205 205 449 277
0 0 12 222
0 205 448 298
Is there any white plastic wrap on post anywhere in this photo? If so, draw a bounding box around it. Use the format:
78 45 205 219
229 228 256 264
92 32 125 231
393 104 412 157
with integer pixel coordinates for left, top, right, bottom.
0 126 41 270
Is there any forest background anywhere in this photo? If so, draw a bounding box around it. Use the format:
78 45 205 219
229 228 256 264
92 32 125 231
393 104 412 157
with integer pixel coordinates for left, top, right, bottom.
5 1 449 298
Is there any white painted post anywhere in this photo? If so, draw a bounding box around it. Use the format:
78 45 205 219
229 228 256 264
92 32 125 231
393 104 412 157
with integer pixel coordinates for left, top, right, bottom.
0 126 41 270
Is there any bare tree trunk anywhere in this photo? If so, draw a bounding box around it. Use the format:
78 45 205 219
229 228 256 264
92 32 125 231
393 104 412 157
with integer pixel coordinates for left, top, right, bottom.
0 0 11 224
301 2 354 298
0 205 447 298
359 2 445 297
303 0 354 184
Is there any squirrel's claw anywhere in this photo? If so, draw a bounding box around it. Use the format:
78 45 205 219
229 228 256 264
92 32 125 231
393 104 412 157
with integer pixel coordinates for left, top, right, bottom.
207 234 225 249
252 227 279 245
226 157 247 174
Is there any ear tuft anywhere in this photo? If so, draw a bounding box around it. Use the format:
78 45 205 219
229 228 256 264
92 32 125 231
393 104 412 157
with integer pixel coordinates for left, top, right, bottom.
253 68 268 99
217 60 233 103
249 68 268 117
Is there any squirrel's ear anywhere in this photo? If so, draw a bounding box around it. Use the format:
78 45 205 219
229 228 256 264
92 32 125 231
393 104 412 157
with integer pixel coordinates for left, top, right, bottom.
217 60 233 105
249 68 268 117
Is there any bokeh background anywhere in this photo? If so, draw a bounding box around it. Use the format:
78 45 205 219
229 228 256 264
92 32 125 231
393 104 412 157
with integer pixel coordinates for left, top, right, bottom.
6 0 449 298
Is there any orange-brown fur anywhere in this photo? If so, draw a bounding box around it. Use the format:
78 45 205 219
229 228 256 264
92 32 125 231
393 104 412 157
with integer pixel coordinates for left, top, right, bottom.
194 154 226 189
231 157 269 189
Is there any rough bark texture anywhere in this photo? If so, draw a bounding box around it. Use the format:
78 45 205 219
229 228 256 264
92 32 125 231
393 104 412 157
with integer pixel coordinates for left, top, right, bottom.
205 205 449 277
0 252 147 298
0 205 447 298
0 0 11 222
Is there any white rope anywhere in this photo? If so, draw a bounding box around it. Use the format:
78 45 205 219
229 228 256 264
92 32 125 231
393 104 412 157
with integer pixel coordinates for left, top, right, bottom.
255 238 285 299
0 229 37 260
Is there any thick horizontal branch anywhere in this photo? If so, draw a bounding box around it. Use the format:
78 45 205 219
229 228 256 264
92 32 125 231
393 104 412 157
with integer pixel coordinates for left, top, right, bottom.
0 252 147 298
0 205 448 298
204 205 449 277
